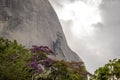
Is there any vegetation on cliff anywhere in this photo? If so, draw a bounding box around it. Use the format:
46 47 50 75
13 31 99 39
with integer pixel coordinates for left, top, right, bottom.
0 37 87 80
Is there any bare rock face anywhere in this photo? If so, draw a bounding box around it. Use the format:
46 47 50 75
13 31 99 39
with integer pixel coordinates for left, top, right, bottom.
0 0 82 62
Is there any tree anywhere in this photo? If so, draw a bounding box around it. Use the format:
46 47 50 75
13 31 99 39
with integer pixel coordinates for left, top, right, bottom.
90 59 120 80
0 37 88 80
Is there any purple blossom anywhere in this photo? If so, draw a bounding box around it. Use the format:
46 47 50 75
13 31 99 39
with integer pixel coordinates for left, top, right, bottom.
27 45 54 74
30 45 53 53
39 58 52 67
26 61 38 69
26 60 44 73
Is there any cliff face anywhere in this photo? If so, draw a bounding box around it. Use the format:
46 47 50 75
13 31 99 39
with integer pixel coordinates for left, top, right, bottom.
0 0 82 62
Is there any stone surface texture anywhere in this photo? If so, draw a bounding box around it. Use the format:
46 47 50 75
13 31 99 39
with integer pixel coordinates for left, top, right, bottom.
0 0 82 62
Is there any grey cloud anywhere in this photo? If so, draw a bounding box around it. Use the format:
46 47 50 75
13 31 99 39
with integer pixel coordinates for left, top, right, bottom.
96 0 120 57
84 0 120 72
84 0 120 71
100 0 120 25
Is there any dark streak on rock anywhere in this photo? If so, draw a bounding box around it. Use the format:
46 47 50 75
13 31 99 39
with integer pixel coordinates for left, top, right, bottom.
52 32 65 57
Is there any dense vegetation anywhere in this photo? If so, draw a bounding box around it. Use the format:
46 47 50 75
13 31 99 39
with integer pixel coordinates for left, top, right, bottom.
0 37 87 80
90 59 120 80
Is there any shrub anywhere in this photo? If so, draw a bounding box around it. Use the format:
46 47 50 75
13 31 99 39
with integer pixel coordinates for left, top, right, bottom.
0 38 88 80
0 38 31 80
90 59 120 80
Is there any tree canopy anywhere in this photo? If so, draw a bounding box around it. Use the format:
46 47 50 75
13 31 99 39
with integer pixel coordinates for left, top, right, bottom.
90 59 120 80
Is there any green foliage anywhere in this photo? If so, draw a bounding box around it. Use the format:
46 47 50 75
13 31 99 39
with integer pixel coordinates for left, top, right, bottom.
90 59 120 80
0 37 87 80
36 60 87 80
0 38 31 80
48 60 76 80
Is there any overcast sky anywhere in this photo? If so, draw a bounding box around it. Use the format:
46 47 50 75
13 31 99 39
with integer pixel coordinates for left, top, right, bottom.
49 0 120 73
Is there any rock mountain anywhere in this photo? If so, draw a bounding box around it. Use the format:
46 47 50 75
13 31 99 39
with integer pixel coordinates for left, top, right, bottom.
0 0 83 62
